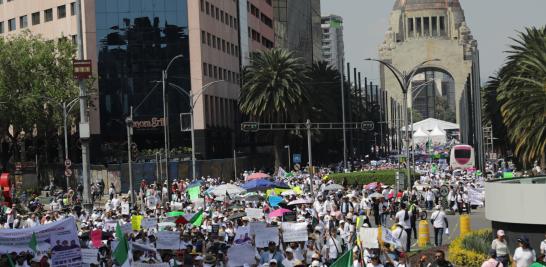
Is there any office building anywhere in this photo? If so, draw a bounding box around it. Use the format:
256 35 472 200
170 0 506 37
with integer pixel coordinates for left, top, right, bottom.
238 0 274 66
321 14 344 71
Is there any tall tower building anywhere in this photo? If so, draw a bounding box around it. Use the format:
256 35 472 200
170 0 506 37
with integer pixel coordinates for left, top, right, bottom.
238 0 274 67
321 14 344 71
272 0 321 64
379 0 484 169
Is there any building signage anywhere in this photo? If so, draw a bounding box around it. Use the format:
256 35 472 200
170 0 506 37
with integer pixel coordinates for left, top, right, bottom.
73 60 92 80
132 117 165 129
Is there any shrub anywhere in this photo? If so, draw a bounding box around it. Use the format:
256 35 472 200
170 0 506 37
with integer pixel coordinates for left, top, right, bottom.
328 169 418 185
449 229 492 266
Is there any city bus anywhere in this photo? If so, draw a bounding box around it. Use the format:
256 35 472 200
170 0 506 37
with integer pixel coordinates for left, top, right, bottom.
450 144 475 169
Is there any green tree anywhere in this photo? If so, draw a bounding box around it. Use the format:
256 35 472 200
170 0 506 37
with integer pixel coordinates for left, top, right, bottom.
494 26 546 165
0 32 78 167
239 49 309 169
433 96 456 122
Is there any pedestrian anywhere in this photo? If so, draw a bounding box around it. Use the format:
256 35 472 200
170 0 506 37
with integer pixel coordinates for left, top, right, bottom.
408 201 419 239
430 205 448 247
513 236 536 267
108 183 115 200
481 249 504 267
425 188 435 210
395 202 411 252
427 250 453 267
492 230 510 267
540 232 546 257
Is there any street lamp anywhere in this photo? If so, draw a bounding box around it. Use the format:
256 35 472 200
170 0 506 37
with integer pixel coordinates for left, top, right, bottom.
169 80 227 180
125 107 135 205
284 145 291 171
365 58 440 188
408 79 436 174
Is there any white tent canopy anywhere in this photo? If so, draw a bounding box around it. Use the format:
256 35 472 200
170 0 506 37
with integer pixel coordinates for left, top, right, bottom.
401 118 459 132
413 127 430 145
429 126 447 145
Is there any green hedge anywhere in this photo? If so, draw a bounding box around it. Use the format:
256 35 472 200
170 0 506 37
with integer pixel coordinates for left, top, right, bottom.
328 169 417 185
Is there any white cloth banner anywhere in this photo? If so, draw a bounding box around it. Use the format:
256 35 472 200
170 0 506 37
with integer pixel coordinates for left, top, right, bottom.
468 187 484 206
156 231 185 250
0 217 79 254
255 227 279 248
359 228 379 249
141 218 158 229
234 226 251 244
50 226 83 267
245 208 264 220
134 263 170 267
81 248 99 265
227 243 256 267
381 228 401 247
249 222 267 235
121 203 130 215
281 222 308 242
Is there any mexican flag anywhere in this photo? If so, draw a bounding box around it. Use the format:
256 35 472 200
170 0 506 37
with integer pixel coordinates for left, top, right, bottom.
29 232 38 253
189 210 204 227
113 223 131 267
330 249 352 267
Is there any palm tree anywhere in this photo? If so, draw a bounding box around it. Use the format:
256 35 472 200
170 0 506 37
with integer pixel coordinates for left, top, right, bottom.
239 48 309 170
495 26 546 166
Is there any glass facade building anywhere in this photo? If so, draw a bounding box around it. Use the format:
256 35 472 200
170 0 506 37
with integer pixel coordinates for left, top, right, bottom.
96 0 192 153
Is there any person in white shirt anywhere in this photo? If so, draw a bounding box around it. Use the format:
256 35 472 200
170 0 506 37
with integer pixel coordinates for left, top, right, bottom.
395 203 412 252
324 230 342 265
540 232 546 256
282 248 298 267
425 188 435 210
430 205 449 247
391 219 408 252
513 236 536 267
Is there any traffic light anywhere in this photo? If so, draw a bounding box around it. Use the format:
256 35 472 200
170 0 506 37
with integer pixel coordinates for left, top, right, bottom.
241 122 259 132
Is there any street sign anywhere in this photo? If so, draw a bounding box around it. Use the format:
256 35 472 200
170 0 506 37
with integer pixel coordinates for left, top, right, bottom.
180 113 192 132
64 168 73 177
361 121 374 131
292 154 302 164
73 59 92 80
293 164 301 171
64 159 72 168
241 122 259 132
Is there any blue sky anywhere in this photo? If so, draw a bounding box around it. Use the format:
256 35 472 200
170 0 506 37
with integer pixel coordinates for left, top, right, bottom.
321 0 546 85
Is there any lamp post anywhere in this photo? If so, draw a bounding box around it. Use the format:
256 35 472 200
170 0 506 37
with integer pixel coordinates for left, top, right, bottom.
284 145 291 171
162 54 184 201
365 58 440 188
169 80 226 180
125 106 135 205
409 79 436 174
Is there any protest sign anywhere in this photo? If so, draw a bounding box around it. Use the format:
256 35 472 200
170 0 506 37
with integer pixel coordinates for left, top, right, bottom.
81 248 99 265
234 226 251 244
468 187 484 206
227 243 256 267
132 215 143 231
90 229 102 248
0 217 79 254
359 228 379 248
121 203 130 215
134 263 170 267
131 242 162 262
146 197 157 210
282 211 297 222
281 222 308 242
211 225 220 239
104 220 117 231
245 208 264 220
141 218 158 229
121 223 133 234
381 227 401 248
156 231 184 250
249 222 267 235
50 228 83 267
255 227 279 247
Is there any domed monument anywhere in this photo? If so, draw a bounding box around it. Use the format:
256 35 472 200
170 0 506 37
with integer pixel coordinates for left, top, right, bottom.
379 0 484 169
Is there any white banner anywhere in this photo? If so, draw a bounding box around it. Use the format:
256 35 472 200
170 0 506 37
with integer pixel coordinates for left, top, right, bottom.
234 226 251 244
255 227 279 248
468 187 484 206
50 227 83 267
245 208 264 220
0 217 79 254
141 218 158 229
281 222 308 242
381 228 401 248
134 263 170 267
227 243 256 267
359 228 379 249
81 248 99 265
156 231 185 250
121 203 130 215
121 223 133 234
249 222 267 235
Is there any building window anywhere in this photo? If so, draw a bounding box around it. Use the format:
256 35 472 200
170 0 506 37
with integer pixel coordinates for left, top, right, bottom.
200 0 204 12
220 11 224 23
8 18 15 31
44 9 53 22
261 14 273 28
19 15 28 29
230 44 235 56
212 35 216 48
235 45 239 57
71 35 77 44
222 39 226 52
215 7 219 20
439 16 446 35
203 63 208 76
0 22 4 34
218 67 223 79
223 69 227 81
205 1 210 15
213 66 218 79
207 32 211 46
58 5 66 19
70 2 76 16
408 18 414 37
227 71 231 82
216 37 221 50
201 30 206 44
229 16 233 28
432 17 438 36
210 4 215 17
208 65 213 77
32 12 40 25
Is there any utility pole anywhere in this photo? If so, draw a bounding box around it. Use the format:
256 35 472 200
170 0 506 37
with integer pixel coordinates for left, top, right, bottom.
126 106 134 206
75 0 91 207
340 60 348 171
306 119 313 193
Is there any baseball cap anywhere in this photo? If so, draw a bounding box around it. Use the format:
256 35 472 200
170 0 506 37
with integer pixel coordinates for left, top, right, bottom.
269 259 277 264
497 229 505 236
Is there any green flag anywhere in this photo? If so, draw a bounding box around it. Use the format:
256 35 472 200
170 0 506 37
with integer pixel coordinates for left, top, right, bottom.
187 185 200 201
167 211 185 217
29 232 37 253
113 223 129 266
189 210 204 227
503 172 514 179
330 19 342 29
330 249 352 267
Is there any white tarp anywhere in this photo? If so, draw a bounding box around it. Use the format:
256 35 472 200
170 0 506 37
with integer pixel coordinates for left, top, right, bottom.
413 127 430 146
430 126 447 145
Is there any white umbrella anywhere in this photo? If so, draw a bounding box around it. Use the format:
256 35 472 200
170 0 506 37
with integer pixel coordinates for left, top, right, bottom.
369 192 385 199
323 184 344 191
288 198 313 205
281 190 296 196
209 184 246 196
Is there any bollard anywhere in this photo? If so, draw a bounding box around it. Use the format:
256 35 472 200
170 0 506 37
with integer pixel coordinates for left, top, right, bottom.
418 220 429 247
460 214 471 236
